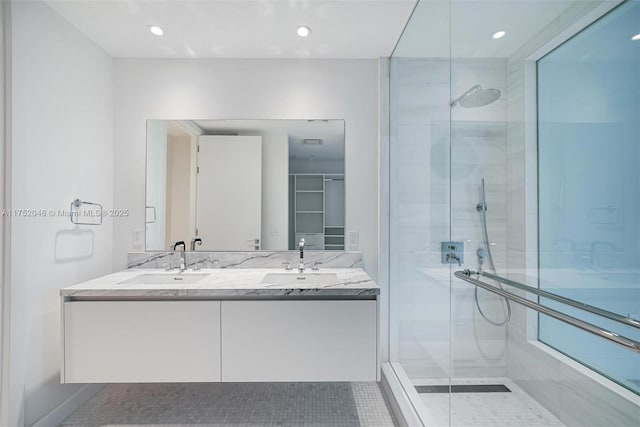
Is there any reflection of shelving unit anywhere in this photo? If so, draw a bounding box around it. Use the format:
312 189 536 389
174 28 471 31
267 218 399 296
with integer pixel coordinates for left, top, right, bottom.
291 174 344 250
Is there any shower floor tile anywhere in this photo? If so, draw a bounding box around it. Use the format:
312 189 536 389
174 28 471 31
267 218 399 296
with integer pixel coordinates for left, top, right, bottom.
59 382 398 427
416 378 565 427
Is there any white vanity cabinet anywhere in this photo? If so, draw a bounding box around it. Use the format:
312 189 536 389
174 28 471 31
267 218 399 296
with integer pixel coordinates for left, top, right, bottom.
62 301 222 383
221 300 377 382
61 298 378 384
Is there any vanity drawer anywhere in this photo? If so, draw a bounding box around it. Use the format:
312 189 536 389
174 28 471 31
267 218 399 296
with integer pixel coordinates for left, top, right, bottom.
221 300 377 382
62 301 221 383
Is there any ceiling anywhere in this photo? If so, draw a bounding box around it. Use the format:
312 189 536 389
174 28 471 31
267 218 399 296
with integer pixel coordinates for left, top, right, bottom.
44 0 417 59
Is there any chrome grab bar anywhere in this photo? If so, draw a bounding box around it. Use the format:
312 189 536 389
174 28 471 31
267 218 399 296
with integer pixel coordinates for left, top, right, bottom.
478 270 640 330
454 270 640 354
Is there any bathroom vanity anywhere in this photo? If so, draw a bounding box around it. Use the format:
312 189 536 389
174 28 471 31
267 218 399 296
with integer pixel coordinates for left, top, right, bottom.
60 267 379 384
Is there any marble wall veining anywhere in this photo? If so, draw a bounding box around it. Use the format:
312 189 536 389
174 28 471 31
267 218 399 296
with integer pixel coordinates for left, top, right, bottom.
127 251 363 270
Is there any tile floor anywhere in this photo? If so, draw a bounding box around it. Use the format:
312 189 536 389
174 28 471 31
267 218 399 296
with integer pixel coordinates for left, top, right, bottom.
416 378 565 427
59 382 399 427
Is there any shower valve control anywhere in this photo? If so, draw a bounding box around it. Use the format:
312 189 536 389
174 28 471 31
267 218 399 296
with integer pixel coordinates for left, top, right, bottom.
442 241 464 266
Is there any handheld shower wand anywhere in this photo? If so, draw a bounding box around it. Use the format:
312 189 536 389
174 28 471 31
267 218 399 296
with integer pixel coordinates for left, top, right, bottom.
475 178 511 326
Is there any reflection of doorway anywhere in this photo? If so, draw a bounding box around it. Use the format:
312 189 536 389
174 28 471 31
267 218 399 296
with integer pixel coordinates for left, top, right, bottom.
165 122 196 249
196 135 262 251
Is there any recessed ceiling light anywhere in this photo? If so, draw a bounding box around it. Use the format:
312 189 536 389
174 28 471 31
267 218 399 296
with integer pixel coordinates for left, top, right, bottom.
148 25 164 36
492 30 506 40
632 33 640 41
296 26 312 37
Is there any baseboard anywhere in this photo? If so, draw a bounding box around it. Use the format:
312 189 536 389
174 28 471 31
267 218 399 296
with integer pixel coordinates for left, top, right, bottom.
31 383 103 427
380 363 423 427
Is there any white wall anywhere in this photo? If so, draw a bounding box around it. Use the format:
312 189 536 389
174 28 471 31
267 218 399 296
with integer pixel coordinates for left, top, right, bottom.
113 59 379 278
10 1 113 425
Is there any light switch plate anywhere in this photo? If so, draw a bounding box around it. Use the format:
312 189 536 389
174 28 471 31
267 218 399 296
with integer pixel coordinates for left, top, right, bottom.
348 231 359 250
132 229 144 252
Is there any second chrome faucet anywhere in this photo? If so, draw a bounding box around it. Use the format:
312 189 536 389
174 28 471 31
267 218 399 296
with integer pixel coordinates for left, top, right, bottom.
298 238 305 273
172 241 187 272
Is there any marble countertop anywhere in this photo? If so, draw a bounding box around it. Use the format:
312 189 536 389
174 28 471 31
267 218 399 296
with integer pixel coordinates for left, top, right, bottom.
60 268 379 298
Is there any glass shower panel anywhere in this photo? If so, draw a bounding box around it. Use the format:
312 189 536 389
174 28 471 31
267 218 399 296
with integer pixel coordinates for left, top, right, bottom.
389 1 452 424
538 0 640 395
390 0 639 425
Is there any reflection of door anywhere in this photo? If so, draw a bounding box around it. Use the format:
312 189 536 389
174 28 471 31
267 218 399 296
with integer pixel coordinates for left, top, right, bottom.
196 135 262 250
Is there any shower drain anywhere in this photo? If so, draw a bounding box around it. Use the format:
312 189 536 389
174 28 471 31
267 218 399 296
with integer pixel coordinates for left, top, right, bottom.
415 384 511 394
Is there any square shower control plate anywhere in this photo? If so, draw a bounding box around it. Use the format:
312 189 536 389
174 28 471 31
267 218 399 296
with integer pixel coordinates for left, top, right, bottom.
441 241 464 265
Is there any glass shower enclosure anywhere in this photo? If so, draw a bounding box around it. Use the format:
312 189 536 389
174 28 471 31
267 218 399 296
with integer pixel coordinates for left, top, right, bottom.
387 0 640 425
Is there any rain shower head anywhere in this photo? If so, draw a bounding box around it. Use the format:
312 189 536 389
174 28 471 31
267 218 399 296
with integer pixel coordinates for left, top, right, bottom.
451 84 501 108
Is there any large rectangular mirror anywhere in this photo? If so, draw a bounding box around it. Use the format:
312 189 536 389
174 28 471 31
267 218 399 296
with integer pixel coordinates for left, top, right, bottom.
146 119 345 251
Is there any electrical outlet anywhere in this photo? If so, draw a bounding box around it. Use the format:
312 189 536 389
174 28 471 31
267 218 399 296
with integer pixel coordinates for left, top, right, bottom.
348 231 359 250
132 229 144 252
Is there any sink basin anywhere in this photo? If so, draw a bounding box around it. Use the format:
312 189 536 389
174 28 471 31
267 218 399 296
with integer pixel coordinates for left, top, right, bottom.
261 273 339 286
118 273 209 285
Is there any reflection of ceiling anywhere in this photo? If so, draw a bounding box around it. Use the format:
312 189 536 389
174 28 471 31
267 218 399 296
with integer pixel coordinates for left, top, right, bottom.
192 119 345 162
44 0 416 58
287 120 345 162
393 0 601 58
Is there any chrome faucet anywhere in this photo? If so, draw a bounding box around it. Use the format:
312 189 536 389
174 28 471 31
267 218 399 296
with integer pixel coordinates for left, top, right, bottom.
173 241 187 272
190 237 202 251
446 252 462 266
298 238 305 273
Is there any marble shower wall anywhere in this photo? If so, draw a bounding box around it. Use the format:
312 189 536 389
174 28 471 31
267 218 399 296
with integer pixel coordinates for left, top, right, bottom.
389 57 508 380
